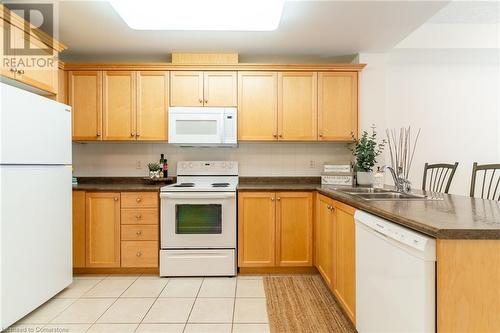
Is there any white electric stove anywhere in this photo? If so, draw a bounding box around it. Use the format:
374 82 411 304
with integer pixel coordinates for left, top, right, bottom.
159 161 238 277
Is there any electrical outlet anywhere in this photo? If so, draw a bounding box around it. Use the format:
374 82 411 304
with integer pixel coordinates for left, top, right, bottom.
309 160 316 169
136 160 142 169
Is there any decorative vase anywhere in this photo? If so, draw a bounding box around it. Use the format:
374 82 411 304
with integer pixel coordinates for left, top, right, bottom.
357 171 374 186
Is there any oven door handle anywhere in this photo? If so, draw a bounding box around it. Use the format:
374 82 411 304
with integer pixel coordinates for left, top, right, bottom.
160 192 236 199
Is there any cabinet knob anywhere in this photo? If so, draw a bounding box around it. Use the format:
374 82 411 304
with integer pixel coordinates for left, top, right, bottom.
198 98 203 104
204 99 208 104
17 69 24 74
96 131 101 137
136 251 142 257
10 68 16 73
277 197 281 201
130 131 135 137
279 134 283 138
273 134 278 138
136 230 142 236
271 197 275 201
114 197 118 201
319 134 323 138
136 132 140 137
135 214 142 219
136 197 142 203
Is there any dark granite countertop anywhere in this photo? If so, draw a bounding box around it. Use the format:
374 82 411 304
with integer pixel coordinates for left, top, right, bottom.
237 178 500 240
72 177 171 192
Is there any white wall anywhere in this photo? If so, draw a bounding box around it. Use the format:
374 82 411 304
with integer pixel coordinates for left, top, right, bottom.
73 142 353 177
357 51 499 195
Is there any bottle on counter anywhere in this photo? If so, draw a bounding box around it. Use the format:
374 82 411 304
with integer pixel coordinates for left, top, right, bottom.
163 156 168 178
159 154 165 178
373 167 385 189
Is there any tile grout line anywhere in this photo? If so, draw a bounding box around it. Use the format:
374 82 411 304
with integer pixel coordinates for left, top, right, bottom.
84 274 141 332
134 276 171 332
231 277 239 333
182 277 204 332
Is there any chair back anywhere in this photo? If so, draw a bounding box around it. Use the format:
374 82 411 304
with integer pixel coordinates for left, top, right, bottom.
422 162 459 194
470 162 500 200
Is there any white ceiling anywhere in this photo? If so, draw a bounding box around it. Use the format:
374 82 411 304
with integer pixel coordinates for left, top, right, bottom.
57 0 450 62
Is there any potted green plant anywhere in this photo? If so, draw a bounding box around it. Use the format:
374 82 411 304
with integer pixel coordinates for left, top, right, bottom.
147 162 162 179
351 127 386 186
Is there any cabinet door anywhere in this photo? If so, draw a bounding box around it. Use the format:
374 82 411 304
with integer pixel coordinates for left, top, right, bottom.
103 71 136 140
278 72 317 141
318 72 358 141
333 200 356 323
137 71 168 141
237 72 278 141
0 19 17 80
316 194 334 286
85 192 121 267
238 192 276 267
203 71 237 106
276 192 313 266
72 191 86 268
69 71 102 140
170 71 203 106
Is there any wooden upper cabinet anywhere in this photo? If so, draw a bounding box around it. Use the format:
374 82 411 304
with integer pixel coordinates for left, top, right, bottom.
278 72 318 141
103 71 136 140
203 71 237 106
69 71 102 141
333 200 356 323
137 71 169 141
318 72 358 141
170 71 203 106
238 192 276 267
316 194 334 286
85 192 121 268
238 72 278 141
276 192 313 267
57 68 67 104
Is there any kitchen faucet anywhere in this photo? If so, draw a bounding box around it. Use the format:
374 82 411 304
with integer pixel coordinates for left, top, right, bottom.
383 166 412 193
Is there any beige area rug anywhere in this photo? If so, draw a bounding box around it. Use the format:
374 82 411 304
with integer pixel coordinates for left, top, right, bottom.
264 275 357 333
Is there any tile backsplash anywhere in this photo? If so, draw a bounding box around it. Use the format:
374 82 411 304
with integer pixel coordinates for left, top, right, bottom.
73 142 353 177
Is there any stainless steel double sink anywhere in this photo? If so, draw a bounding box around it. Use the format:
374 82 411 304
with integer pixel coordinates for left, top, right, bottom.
333 187 434 201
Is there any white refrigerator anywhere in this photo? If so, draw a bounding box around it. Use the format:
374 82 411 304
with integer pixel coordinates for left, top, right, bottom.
0 82 73 329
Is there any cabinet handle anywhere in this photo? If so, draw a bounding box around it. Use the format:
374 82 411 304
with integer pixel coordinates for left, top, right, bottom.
135 214 142 219
114 197 118 201
136 197 142 203
136 230 142 236
16 69 25 74
136 251 142 257
198 98 203 104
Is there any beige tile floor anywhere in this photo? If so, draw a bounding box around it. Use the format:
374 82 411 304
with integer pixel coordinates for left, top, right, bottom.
5 275 270 333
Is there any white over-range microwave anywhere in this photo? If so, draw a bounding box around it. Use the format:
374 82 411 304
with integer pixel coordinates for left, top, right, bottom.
168 107 237 146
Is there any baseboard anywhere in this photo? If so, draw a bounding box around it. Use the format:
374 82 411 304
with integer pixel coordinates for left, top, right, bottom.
73 267 159 275
238 266 319 275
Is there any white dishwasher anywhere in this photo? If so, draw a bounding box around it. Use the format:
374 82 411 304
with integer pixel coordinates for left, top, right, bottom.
355 210 436 333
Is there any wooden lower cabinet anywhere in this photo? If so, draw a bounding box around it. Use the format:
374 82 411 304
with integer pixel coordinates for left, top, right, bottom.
72 191 159 270
315 194 356 324
85 192 121 268
315 194 334 285
332 200 356 324
238 191 313 269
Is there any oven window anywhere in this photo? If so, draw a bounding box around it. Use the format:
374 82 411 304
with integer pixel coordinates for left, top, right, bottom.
175 204 222 234
176 120 218 135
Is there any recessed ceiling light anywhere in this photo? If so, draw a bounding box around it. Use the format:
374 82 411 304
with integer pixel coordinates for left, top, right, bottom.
109 0 285 31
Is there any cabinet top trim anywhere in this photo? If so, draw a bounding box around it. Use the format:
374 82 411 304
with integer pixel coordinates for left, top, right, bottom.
62 63 366 72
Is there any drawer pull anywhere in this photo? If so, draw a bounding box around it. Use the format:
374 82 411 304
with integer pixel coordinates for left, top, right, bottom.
136 231 142 236
136 197 142 203
136 251 142 257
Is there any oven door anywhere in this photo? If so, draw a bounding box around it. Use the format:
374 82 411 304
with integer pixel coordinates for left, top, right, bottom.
160 192 236 249
168 107 224 145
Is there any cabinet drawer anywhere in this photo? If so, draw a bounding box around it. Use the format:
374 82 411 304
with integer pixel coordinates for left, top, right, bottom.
121 209 158 225
121 192 158 208
121 225 158 241
121 241 158 267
